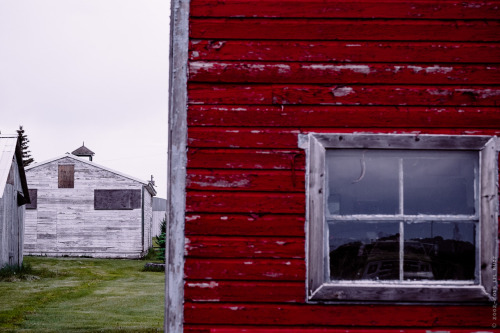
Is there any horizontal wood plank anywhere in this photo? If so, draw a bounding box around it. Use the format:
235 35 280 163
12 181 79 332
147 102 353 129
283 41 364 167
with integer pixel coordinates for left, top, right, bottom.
188 128 500 149
185 327 496 333
187 170 305 192
185 214 305 237
190 0 500 19
185 258 305 280
188 128 300 148
186 192 305 213
189 62 500 85
184 303 492 326
185 236 305 258
187 149 305 170
189 84 500 106
189 41 500 63
190 19 500 41
188 105 500 128
185 281 304 303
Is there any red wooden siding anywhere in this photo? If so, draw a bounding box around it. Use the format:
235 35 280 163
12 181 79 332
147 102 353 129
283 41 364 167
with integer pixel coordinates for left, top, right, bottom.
185 0 499 331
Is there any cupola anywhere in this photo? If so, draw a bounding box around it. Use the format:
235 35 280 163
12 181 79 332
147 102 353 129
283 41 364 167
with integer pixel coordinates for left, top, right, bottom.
71 142 95 161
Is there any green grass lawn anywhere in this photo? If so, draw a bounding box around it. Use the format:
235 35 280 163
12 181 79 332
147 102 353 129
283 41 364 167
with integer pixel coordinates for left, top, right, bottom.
0 256 164 332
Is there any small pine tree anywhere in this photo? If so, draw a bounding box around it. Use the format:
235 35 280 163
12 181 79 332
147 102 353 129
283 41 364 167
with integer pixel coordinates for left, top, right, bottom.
17 126 34 167
155 216 167 262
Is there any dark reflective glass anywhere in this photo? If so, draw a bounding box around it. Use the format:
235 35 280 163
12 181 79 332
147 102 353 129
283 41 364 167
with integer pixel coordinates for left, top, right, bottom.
329 221 399 280
404 151 477 215
404 222 476 280
327 150 399 215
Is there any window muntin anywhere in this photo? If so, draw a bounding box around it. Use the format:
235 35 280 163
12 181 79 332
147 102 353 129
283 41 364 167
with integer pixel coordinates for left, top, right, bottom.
305 134 498 303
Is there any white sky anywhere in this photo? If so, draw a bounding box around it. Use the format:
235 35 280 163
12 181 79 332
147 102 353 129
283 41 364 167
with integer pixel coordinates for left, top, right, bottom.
0 0 170 198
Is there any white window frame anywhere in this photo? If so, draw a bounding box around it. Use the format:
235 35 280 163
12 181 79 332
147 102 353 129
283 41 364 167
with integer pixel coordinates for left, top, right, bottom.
301 133 499 303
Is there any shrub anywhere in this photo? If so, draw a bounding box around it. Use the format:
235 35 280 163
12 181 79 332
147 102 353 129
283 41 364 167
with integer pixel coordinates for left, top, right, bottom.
155 217 167 262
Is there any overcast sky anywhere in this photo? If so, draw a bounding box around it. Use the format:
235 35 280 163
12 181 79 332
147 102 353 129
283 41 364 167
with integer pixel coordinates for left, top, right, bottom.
0 0 170 198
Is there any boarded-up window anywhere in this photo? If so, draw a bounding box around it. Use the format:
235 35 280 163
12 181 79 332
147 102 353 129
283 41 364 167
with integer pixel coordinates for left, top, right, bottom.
26 189 37 209
58 165 75 188
94 189 141 210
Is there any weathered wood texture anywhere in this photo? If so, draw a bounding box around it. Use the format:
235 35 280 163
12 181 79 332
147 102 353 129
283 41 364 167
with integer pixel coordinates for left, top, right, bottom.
24 156 154 258
0 154 26 268
184 0 499 330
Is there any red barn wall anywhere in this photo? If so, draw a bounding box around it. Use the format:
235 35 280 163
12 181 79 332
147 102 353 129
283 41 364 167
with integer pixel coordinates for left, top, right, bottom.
183 0 500 331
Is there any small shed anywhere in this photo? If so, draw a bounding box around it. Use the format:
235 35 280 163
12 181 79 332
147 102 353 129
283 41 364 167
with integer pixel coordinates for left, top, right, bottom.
166 0 500 332
0 135 30 268
24 147 156 258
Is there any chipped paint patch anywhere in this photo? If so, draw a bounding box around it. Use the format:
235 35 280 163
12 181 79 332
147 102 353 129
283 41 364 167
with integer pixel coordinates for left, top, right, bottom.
305 64 370 74
275 64 291 74
185 215 200 221
187 281 219 289
193 178 251 188
427 89 452 96
332 86 354 97
425 65 453 74
220 216 228 220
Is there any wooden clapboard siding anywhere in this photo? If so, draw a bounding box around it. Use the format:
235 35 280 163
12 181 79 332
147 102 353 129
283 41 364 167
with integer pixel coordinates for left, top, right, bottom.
190 62 500 84
184 303 490 326
189 106 500 128
190 41 500 63
0 153 26 268
184 0 499 330
187 149 305 170
187 170 305 192
185 214 305 237
190 19 500 41
184 329 498 333
185 281 304 303
190 0 500 19
185 236 304 258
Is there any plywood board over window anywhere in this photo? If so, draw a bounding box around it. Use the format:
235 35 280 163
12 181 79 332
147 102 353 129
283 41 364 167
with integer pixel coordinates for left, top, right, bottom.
26 189 37 210
94 189 142 210
58 165 74 188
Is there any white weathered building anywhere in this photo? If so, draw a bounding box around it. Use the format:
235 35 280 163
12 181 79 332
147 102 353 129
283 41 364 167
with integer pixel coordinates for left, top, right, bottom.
24 145 156 258
0 135 30 268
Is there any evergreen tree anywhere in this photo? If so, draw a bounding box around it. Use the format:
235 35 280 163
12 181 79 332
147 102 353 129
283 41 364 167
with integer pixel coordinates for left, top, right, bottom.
155 217 167 261
17 126 34 167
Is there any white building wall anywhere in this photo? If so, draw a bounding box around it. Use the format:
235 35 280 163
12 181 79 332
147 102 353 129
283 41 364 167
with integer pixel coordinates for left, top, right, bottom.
25 156 152 258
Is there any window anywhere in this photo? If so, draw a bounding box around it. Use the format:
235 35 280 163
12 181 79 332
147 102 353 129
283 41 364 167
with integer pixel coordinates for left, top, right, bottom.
58 165 75 188
94 189 141 210
303 133 498 302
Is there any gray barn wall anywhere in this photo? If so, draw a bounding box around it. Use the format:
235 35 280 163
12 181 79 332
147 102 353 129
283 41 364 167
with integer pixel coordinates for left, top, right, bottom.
0 154 25 268
152 197 167 237
25 156 153 258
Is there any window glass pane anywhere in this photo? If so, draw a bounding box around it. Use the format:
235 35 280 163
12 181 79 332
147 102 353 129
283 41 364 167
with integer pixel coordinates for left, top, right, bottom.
404 221 476 281
327 150 399 215
404 151 477 215
329 221 399 280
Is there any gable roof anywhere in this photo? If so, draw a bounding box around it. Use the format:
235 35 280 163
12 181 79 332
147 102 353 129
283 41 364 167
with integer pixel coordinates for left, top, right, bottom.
0 135 30 202
26 153 156 196
72 144 95 156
